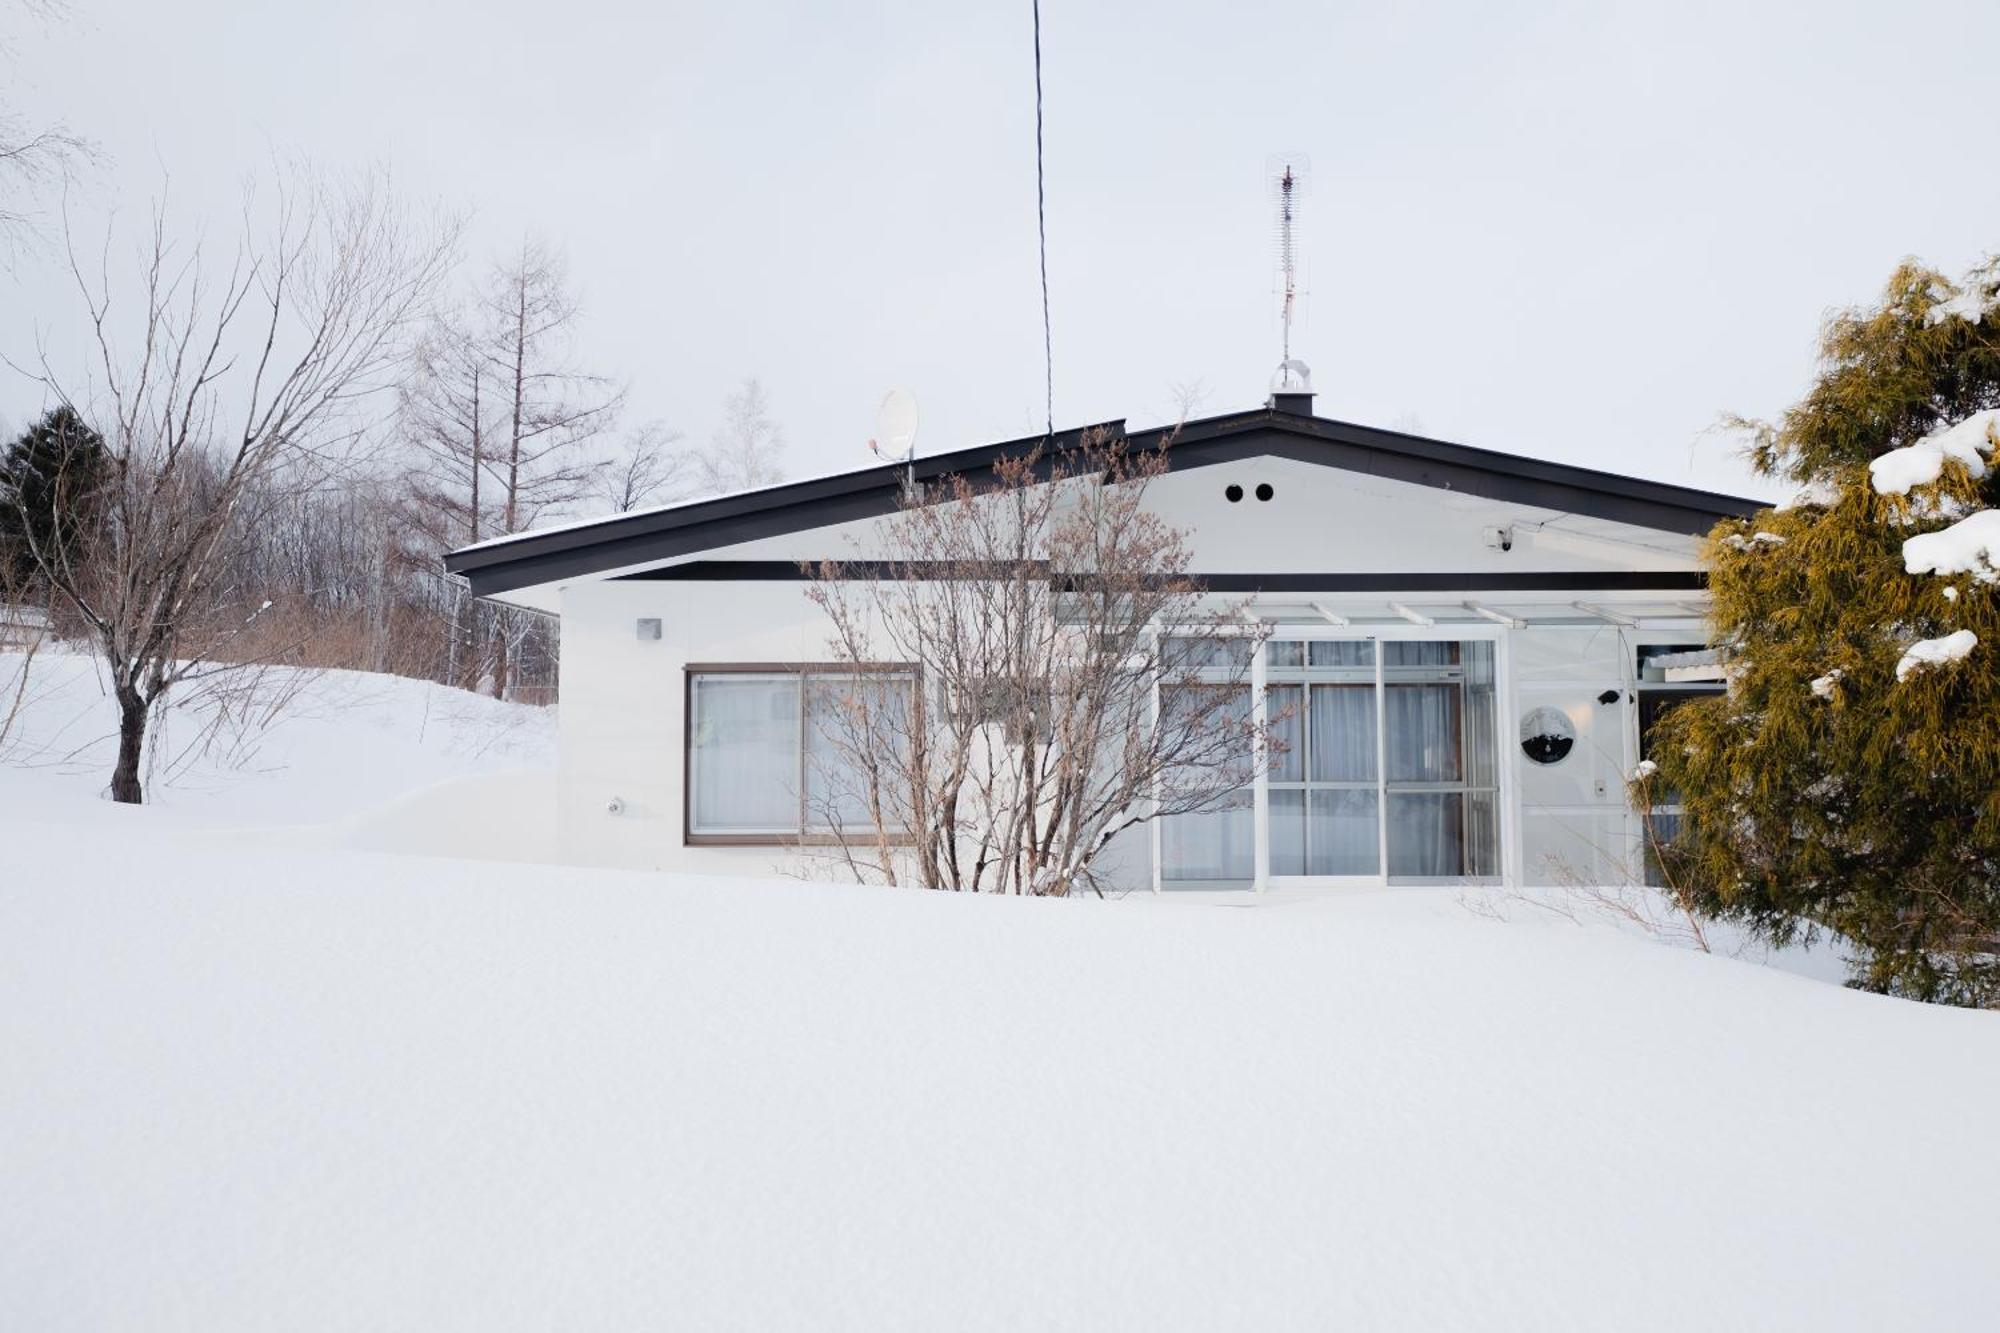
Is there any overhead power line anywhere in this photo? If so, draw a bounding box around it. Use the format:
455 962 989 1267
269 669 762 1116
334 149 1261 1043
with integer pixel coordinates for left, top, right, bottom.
1032 0 1052 436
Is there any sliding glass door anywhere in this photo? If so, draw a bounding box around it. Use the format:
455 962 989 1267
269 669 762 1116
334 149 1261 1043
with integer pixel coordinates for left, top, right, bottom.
1379 640 1499 883
1266 640 1381 879
1158 632 1502 889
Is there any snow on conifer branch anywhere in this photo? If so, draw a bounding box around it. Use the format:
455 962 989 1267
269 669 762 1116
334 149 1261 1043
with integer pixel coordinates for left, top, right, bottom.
1894 629 1978 681
1902 508 2000 585
1869 410 1999 496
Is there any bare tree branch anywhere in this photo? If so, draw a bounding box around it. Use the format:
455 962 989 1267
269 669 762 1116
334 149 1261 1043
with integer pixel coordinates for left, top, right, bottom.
11 163 460 801
804 430 1278 895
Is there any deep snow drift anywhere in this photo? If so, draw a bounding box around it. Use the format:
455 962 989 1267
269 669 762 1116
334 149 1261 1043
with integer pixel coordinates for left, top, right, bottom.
3 656 1999 1331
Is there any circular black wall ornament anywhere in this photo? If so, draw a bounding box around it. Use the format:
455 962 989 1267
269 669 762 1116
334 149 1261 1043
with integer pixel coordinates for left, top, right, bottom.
1520 706 1576 765
1225 484 1244 503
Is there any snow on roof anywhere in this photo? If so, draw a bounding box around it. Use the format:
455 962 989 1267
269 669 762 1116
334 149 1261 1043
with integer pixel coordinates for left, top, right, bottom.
452 463 883 554
453 407 1766 562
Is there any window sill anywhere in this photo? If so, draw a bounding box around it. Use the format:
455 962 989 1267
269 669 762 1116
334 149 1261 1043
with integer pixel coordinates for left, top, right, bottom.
685 832 917 848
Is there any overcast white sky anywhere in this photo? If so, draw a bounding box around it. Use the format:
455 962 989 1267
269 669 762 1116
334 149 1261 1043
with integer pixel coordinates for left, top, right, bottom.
4 0 1997 501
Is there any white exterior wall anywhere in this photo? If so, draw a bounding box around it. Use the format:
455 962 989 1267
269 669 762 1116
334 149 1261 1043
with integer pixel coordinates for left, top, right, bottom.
548 453 1708 887
557 577 852 877
556 588 1677 890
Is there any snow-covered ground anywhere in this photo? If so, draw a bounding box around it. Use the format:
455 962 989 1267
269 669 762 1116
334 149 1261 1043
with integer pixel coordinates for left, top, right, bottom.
0 650 555 855
4 653 1999 1331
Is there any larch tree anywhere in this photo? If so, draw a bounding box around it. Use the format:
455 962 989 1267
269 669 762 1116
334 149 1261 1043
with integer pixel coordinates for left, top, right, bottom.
399 309 505 690
1642 259 2000 1005
402 237 621 696
478 239 622 698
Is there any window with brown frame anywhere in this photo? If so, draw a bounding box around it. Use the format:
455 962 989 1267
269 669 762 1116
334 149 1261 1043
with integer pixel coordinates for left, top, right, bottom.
684 663 917 845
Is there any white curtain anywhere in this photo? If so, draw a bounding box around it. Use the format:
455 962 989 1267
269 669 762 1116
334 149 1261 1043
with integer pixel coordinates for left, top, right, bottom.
1310 684 1377 782
1388 793 1462 878
1382 641 1498 879
690 675 800 832
1266 682 1379 876
1384 683 1461 784
1161 788 1255 883
804 676 910 831
1159 682 1255 883
1307 788 1379 875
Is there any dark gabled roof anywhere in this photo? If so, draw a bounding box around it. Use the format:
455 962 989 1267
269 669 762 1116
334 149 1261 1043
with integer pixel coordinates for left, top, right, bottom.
445 403 1762 599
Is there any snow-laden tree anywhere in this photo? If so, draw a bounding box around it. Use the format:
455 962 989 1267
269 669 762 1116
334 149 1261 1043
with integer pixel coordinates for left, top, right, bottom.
1643 259 2000 1004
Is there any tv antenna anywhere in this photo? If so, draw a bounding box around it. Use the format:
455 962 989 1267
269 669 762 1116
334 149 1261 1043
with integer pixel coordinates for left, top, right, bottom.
1269 155 1311 387
867 387 921 488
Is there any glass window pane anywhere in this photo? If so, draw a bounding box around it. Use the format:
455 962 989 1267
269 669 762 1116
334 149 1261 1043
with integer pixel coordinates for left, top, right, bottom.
1270 788 1306 876
1161 788 1254 883
1267 639 1304 668
1268 684 1304 782
1310 639 1376 668
1384 640 1459 667
1387 792 1464 878
1461 641 1498 790
1309 684 1377 782
1164 635 1253 677
805 675 911 831
1309 788 1380 876
1464 791 1499 878
1643 810 1683 887
691 675 801 832
1385 683 1462 783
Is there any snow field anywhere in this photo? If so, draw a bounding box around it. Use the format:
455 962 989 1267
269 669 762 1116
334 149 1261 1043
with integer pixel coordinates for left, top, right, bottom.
3 652 1999 1330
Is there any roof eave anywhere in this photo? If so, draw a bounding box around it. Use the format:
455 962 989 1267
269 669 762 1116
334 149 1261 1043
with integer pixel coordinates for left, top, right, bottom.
446 406 1761 600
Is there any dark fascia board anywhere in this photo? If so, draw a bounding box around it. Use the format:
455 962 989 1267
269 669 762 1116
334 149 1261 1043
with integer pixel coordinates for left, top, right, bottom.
447 407 1759 598
623 561 1707 593
447 416 1126 597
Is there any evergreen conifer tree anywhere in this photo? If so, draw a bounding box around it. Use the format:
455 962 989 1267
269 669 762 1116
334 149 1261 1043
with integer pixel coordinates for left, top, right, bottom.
0 406 108 593
1644 259 2000 1005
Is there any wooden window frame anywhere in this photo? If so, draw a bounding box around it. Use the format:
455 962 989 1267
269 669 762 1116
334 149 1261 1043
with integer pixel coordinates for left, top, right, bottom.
683 661 919 847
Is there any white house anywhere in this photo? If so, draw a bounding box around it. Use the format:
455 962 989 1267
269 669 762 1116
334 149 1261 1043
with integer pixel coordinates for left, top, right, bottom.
446 379 1752 890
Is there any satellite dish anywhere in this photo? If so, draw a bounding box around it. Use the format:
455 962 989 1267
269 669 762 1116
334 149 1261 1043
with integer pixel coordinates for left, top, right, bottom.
868 388 920 463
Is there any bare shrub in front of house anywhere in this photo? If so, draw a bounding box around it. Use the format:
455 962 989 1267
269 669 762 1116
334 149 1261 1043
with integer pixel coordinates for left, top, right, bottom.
805 430 1274 896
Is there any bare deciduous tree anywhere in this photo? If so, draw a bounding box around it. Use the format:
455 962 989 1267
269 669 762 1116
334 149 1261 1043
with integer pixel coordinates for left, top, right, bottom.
482 238 623 536
1 1 94 245
804 431 1274 895
696 376 784 495
1165 377 1209 425
14 168 457 801
598 420 690 513
399 236 619 697
480 238 620 698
